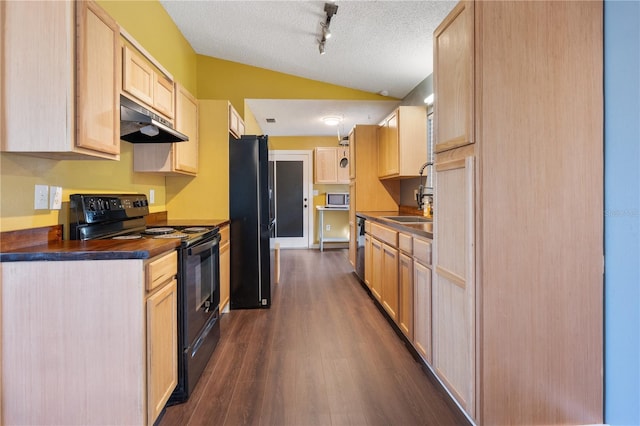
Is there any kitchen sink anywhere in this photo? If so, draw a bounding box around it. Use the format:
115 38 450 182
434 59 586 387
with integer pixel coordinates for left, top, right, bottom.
382 216 432 223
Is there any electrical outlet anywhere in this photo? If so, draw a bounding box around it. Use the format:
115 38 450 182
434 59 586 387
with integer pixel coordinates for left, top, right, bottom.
325 224 331 231
50 186 63 210
34 184 49 210
149 189 155 204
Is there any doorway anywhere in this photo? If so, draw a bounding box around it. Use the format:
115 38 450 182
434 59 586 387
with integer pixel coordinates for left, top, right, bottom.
268 150 313 248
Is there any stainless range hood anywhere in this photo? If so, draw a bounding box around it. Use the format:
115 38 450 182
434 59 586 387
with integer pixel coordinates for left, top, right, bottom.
120 95 188 143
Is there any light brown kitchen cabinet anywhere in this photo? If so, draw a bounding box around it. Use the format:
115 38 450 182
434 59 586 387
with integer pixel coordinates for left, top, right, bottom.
364 232 372 290
1 0 120 159
347 125 400 269
369 237 383 302
313 147 349 184
122 44 175 120
433 1 474 154
229 103 245 138
219 224 231 312
398 251 413 339
145 250 178 425
397 232 414 339
381 242 399 321
433 2 603 424
0 250 178 425
433 156 475 416
134 83 199 175
413 259 432 363
377 106 427 179
367 222 399 320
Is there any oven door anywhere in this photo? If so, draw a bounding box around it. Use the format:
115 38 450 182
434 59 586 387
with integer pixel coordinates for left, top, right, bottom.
183 234 221 345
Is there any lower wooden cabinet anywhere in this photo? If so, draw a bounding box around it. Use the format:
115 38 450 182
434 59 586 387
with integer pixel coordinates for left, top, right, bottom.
0 251 179 426
364 233 372 289
398 252 414 339
381 243 399 321
146 278 178 424
370 237 383 301
219 224 230 312
413 260 432 363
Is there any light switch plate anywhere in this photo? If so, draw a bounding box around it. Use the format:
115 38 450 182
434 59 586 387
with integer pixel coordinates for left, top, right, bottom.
50 186 63 210
149 189 155 204
34 184 49 210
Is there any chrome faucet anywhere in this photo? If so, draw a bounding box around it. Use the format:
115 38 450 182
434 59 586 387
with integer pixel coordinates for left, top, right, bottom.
416 162 433 211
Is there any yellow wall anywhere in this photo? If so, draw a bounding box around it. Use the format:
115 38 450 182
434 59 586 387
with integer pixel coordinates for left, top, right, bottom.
197 55 393 116
165 100 230 220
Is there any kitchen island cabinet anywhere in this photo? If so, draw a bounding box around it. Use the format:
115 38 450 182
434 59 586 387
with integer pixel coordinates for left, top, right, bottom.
432 1 603 424
1 247 179 426
1 0 120 159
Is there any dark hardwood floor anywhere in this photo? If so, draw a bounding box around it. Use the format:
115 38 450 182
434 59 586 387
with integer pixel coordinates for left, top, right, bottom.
160 249 469 426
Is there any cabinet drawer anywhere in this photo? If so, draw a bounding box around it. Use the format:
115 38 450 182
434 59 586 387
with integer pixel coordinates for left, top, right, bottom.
398 233 413 254
146 250 178 291
413 237 432 266
219 225 230 244
370 222 397 247
364 221 372 234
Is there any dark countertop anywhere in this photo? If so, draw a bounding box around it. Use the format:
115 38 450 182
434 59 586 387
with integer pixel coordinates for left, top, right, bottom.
0 237 181 262
357 211 433 240
0 219 230 263
153 219 230 228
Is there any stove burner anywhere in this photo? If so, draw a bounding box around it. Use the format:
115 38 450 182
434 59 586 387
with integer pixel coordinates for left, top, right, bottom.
112 235 142 240
144 227 176 235
182 227 208 233
154 233 188 239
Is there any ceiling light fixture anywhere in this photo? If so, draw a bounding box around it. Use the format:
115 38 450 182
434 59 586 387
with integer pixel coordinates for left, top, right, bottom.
317 2 338 55
322 116 342 126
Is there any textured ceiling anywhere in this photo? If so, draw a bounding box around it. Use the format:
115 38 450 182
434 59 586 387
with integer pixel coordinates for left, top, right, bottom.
160 0 456 136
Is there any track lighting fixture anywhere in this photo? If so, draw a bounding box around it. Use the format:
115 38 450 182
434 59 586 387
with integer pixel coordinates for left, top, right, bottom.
317 2 338 55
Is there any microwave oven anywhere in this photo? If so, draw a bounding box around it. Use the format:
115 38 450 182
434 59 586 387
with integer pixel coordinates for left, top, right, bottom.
326 192 349 208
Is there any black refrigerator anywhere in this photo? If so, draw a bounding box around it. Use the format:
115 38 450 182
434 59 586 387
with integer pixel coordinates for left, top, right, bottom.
229 135 273 309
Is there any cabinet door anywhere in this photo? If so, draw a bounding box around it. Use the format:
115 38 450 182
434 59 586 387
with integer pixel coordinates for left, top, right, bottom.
433 156 475 415
385 113 399 175
1 1 74 153
370 237 383 301
364 233 372 289
348 130 356 179
123 45 154 107
348 182 356 268
337 147 350 183
434 1 474 153
398 252 414 339
154 74 175 119
75 0 120 155
381 243 399 321
413 261 432 363
219 226 231 312
147 279 178 425
174 84 198 175
314 147 339 184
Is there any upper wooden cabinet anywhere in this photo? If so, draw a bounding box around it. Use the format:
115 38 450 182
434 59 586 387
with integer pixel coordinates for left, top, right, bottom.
122 45 175 120
1 0 120 159
133 83 199 176
228 103 245 139
434 1 474 153
377 106 428 179
313 147 349 184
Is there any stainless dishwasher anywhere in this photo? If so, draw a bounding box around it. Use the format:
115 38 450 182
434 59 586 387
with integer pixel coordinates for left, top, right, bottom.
355 215 366 281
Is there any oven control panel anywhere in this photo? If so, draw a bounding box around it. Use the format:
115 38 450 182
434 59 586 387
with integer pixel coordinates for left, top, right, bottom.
70 194 149 224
